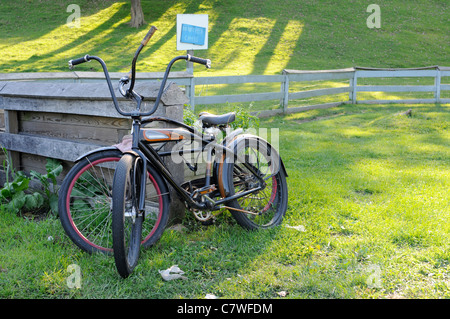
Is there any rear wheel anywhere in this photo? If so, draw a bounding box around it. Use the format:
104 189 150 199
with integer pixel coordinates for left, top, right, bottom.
225 138 288 230
59 150 120 254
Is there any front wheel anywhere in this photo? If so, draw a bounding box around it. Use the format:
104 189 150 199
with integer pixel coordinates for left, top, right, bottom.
112 154 142 278
112 154 170 278
224 138 288 230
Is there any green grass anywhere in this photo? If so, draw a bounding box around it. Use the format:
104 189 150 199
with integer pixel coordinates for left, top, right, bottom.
1 103 449 299
1 0 449 299
0 0 448 75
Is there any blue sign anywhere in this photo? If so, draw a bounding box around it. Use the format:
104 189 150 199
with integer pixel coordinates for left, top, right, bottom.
180 24 206 46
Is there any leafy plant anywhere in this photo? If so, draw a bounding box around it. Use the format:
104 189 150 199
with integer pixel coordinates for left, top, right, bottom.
230 103 260 130
0 151 62 215
0 171 44 214
183 104 198 127
29 158 63 215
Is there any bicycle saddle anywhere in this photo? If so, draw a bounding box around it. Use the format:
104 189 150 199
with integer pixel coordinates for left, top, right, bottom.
199 112 236 127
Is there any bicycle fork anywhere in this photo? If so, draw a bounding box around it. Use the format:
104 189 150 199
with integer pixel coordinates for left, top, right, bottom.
130 118 149 220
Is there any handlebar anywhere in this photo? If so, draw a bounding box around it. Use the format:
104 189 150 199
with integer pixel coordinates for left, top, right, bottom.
187 54 211 69
67 25 211 118
141 26 158 46
68 54 90 69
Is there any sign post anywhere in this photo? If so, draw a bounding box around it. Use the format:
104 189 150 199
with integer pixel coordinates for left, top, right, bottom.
176 14 209 109
177 14 208 73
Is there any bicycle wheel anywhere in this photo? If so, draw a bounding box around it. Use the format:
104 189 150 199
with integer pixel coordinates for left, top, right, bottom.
58 149 169 254
112 154 142 278
225 138 288 230
112 154 170 278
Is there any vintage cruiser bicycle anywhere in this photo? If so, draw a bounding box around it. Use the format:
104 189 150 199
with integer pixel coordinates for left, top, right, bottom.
58 26 288 278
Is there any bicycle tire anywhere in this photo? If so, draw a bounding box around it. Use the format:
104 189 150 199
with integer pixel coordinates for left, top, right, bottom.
112 154 142 278
225 138 288 230
112 153 170 278
58 149 169 254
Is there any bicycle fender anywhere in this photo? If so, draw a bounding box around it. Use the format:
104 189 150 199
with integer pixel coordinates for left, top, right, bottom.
74 146 121 163
217 134 288 198
228 133 287 177
118 150 172 202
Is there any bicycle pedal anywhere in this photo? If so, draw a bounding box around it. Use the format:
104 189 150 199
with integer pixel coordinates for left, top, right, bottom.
199 185 216 195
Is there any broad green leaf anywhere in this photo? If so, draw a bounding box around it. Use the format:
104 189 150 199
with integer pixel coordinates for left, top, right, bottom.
49 193 59 215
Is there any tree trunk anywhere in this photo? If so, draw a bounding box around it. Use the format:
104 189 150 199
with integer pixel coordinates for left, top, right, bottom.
130 0 145 28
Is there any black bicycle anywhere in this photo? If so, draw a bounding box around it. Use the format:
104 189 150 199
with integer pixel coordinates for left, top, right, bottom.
58 26 288 278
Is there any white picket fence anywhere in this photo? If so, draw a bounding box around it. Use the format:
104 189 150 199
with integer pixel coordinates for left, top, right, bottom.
187 66 449 116
1 65 449 117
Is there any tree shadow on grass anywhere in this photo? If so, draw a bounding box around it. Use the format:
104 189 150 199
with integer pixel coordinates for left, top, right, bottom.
1 0 306 76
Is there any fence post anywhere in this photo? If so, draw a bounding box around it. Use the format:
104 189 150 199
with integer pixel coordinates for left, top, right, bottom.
281 70 289 113
350 69 358 104
435 67 441 103
189 77 195 110
3 110 20 171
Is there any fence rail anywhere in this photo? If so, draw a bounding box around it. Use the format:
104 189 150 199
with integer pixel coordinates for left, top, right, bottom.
1 66 449 118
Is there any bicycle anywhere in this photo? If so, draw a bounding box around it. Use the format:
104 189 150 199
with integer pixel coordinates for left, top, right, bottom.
58 26 288 278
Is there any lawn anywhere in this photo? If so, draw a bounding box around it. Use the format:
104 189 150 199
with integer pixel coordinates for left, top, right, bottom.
0 0 448 75
0 103 449 299
0 0 449 300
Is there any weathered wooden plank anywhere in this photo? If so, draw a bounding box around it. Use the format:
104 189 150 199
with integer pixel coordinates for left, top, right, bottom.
357 99 436 104
0 72 78 81
282 74 289 112
284 68 355 74
0 133 101 162
3 110 20 169
289 87 351 100
356 70 436 78
0 71 193 82
0 96 133 118
73 71 193 80
0 110 4 129
19 120 123 145
351 72 358 104
20 153 84 183
287 72 354 82
441 84 450 91
195 75 285 85
357 85 435 92
19 111 131 130
0 81 188 106
435 69 441 102
4 110 18 134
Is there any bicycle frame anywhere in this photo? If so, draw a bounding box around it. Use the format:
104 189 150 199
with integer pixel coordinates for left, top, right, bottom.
127 115 267 214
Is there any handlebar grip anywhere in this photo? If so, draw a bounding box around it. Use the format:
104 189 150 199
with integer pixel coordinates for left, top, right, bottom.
187 55 211 69
68 55 90 69
141 26 158 46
